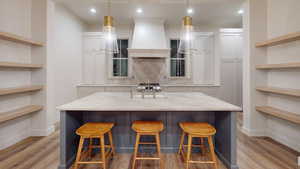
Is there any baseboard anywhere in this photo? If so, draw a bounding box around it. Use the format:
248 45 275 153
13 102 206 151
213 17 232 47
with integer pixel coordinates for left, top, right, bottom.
31 125 55 136
242 126 300 152
241 126 265 137
267 131 300 152
54 121 60 131
0 131 30 150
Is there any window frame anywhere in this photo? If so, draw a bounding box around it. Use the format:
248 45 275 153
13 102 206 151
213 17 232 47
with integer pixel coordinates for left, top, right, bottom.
111 39 129 78
169 39 187 78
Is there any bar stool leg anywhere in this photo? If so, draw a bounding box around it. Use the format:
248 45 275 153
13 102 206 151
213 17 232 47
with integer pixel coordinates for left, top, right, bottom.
74 137 84 169
88 138 93 158
100 135 106 169
200 137 206 155
132 133 140 169
208 136 218 169
108 131 115 155
155 133 163 169
185 135 192 169
178 132 185 155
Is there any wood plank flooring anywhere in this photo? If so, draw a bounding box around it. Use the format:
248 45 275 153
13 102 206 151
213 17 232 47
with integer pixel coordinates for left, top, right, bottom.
0 113 299 169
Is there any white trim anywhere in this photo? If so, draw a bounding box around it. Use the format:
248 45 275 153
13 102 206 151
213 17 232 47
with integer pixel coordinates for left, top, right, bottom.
194 32 215 37
267 130 300 152
82 32 104 38
31 125 55 136
0 130 30 150
219 28 243 33
77 84 221 87
241 126 266 137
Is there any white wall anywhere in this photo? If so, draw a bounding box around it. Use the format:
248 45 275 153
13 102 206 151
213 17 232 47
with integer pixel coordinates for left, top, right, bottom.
243 0 300 152
80 24 243 106
266 0 300 151
242 0 268 137
0 0 34 149
47 3 87 124
0 0 86 150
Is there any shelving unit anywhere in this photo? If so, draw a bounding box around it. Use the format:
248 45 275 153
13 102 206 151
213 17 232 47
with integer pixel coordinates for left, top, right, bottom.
0 4 48 149
256 106 300 125
255 31 300 129
0 30 45 129
0 105 43 124
0 61 43 69
256 62 300 70
0 85 43 96
256 31 300 47
0 31 44 46
256 86 300 97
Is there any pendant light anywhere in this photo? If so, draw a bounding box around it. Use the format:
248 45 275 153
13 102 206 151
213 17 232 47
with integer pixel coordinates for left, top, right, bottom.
103 0 119 54
178 0 195 54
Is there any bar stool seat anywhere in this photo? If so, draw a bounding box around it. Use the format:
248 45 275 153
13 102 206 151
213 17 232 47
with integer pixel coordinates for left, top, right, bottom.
178 122 218 169
179 122 216 136
74 122 115 169
132 121 164 133
76 122 114 136
131 121 164 169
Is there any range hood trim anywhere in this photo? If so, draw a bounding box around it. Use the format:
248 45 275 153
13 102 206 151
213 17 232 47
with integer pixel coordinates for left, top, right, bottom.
128 48 170 59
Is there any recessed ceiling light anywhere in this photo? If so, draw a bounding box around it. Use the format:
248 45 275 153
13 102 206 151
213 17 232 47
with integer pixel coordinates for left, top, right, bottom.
90 8 97 14
136 8 143 14
238 9 244 14
187 8 193 14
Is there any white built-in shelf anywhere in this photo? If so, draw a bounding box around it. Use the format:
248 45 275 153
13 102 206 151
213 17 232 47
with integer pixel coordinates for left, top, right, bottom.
0 105 43 124
0 31 44 46
0 85 43 96
256 31 300 47
256 106 300 125
256 86 300 97
0 61 43 69
256 62 300 70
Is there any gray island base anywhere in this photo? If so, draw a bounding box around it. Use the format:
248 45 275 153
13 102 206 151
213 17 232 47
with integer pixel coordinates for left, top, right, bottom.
57 92 241 169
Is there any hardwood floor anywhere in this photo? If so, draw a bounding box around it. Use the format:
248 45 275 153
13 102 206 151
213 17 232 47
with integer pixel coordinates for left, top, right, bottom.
0 114 299 169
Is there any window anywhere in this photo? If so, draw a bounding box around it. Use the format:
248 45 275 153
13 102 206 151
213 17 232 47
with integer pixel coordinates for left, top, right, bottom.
170 40 185 77
113 39 128 77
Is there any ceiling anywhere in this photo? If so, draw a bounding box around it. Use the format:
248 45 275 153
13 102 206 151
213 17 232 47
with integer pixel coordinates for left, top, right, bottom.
54 0 244 27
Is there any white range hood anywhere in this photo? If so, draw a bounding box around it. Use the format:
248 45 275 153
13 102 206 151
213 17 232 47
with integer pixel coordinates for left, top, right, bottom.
128 18 170 59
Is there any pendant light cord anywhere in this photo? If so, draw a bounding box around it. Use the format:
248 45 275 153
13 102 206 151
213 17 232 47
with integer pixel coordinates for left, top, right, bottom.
107 0 111 16
186 0 190 10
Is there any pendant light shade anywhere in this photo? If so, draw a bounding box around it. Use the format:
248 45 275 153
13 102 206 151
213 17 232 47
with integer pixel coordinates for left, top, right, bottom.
178 16 194 54
103 16 119 53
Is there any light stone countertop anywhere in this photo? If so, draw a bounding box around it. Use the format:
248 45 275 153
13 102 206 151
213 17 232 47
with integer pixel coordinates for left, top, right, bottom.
57 92 242 112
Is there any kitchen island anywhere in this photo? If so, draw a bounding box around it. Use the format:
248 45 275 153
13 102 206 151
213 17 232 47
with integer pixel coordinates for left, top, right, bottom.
57 92 241 169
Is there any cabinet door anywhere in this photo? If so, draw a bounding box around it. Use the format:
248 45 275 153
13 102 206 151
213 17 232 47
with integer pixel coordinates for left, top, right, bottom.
219 30 243 106
192 33 215 85
82 33 106 84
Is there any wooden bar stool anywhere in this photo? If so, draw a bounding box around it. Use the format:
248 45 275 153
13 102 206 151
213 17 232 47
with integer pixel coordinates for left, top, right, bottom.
74 122 115 169
178 122 218 169
131 121 164 169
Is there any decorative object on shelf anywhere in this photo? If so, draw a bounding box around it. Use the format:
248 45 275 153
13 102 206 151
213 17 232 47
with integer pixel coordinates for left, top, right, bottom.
102 0 119 54
178 0 195 54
